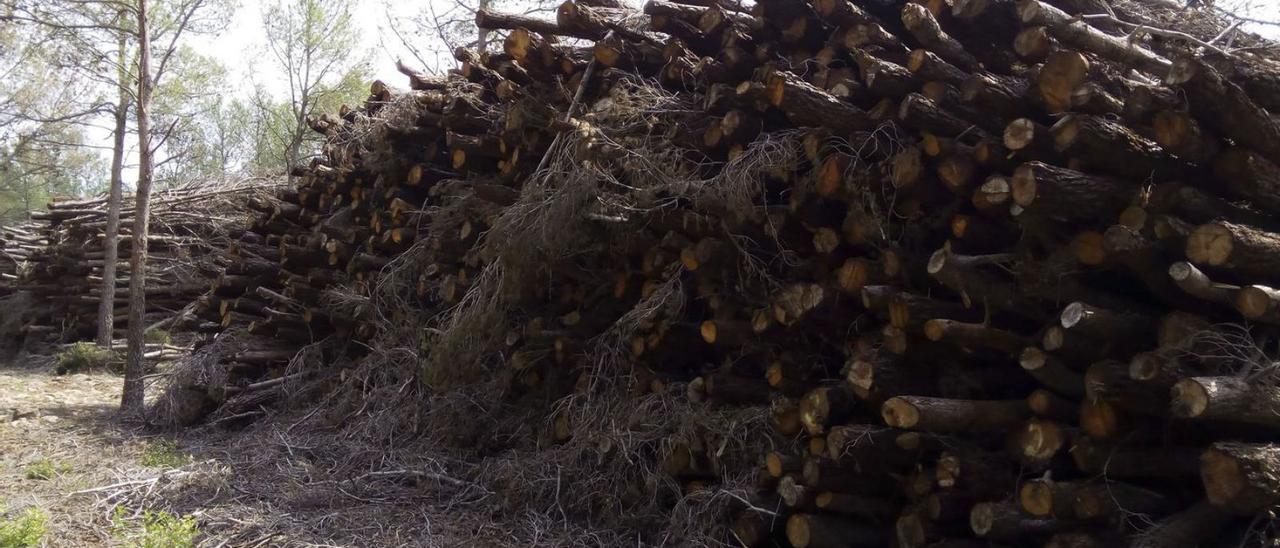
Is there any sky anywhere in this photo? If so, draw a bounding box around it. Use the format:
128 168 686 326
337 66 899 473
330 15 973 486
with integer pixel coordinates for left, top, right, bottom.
189 0 421 98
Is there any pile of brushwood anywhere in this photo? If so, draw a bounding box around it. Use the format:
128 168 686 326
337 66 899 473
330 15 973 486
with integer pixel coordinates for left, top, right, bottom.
0 179 283 358
149 0 1280 545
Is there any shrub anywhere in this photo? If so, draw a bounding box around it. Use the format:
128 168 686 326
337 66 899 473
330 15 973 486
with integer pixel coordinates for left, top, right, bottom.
54 342 115 374
144 329 171 346
112 507 198 548
140 440 190 469
23 458 69 480
0 507 48 547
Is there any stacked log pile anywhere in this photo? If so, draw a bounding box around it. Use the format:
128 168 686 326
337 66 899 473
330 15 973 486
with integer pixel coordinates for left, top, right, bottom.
167 0 1280 544
0 180 282 353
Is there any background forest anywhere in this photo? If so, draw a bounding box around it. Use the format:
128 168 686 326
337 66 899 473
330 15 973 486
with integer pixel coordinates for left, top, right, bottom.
0 0 1274 225
0 0 569 224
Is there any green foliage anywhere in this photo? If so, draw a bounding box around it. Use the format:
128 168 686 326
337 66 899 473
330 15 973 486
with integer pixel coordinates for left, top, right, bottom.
112 507 198 548
0 507 48 548
258 0 371 171
153 46 245 188
0 11 109 224
144 329 172 346
0 0 236 222
23 458 69 480
54 342 116 374
140 440 190 469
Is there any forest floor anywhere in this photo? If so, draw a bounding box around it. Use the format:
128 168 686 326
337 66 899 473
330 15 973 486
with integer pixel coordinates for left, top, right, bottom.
0 359 458 547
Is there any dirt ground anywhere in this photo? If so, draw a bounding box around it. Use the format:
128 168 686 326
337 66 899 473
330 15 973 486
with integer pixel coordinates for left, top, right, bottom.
0 359 483 548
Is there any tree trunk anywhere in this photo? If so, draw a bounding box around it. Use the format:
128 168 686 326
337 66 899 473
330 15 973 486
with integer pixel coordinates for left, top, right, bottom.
97 17 129 349
476 0 493 51
121 0 152 417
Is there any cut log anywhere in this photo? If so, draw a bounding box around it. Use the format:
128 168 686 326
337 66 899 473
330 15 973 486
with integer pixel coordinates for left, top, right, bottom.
1069 82 1123 116
970 500 1064 541
1003 118 1058 162
1050 113 1185 181
766 69 874 133
1011 162 1138 225
1017 0 1170 75
1007 417 1066 464
1172 376 1280 431
1013 26 1057 62
962 73 1032 122
1166 56 1280 163
1235 284 1280 324
1058 301 1152 347
478 10 564 36
900 3 978 71
1019 347 1084 398
1213 147 1280 216
882 396 1029 432
1151 110 1219 166
898 93 987 140
1201 442 1280 514
1035 50 1090 113
924 319 1027 356
800 385 858 435
852 50 920 99
1185 221 1280 283
1167 261 1237 306
907 49 969 85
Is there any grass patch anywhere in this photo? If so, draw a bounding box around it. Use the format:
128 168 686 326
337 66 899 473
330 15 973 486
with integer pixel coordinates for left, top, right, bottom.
0 507 48 547
140 440 190 469
54 342 115 374
23 458 69 480
112 508 198 548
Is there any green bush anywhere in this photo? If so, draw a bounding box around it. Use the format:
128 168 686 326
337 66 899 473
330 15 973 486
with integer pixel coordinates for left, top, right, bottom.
0 507 48 548
23 458 69 480
54 342 115 374
112 507 198 548
144 329 171 346
140 440 190 469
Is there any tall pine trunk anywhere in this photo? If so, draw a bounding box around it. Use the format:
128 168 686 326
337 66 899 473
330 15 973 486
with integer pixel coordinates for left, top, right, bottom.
477 0 492 51
121 0 152 416
97 15 129 349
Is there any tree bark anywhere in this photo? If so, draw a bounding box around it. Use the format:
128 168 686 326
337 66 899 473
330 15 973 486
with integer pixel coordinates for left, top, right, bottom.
476 8 565 37
766 68 874 133
1213 147 1280 216
1172 376 1280 431
1166 56 1280 164
1185 221 1280 283
1050 113 1184 181
1201 442 1280 514
121 0 152 416
900 3 978 71
1017 0 1170 75
1011 161 1138 226
97 16 129 350
881 396 1028 432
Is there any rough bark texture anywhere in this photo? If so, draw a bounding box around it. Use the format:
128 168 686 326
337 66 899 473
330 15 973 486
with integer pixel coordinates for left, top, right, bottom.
1201 442 1280 514
97 25 129 349
121 0 153 416
1167 56 1280 164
